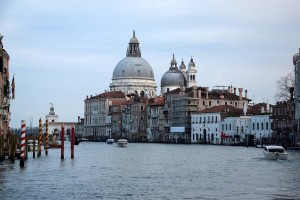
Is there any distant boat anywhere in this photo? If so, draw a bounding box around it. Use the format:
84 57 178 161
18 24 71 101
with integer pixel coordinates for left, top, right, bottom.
263 145 288 160
106 139 114 144
117 139 128 147
49 140 62 148
27 140 44 151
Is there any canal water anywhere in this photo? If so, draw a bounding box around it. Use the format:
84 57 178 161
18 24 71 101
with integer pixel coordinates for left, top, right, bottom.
0 142 300 200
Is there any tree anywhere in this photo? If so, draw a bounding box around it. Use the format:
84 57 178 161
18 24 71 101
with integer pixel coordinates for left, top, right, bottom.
274 72 294 101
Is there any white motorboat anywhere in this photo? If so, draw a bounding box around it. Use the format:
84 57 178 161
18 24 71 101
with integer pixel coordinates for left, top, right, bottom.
106 139 114 144
117 139 128 147
263 145 288 160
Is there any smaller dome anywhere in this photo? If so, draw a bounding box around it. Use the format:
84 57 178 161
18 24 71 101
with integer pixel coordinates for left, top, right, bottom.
179 60 186 70
170 54 177 67
161 68 186 87
188 57 195 68
161 55 186 87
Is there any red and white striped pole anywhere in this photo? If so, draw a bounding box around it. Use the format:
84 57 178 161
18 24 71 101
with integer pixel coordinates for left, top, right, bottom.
20 120 26 167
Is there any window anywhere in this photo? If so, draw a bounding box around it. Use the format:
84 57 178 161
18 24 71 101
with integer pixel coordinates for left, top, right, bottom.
261 122 264 130
257 123 259 130
253 123 255 130
141 106 144 111
266 122 269 130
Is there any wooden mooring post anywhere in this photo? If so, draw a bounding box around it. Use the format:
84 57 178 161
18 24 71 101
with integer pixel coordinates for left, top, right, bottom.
38 118 42 157
61 124 64 160
45 119 49 155
71 125 74 159
33 134 36 158
0 134 4 161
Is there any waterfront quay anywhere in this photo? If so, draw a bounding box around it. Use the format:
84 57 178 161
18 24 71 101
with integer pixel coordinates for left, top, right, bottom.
1 142 300 200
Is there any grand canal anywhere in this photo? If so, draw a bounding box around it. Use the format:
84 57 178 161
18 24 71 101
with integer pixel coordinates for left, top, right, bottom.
0 142 300 200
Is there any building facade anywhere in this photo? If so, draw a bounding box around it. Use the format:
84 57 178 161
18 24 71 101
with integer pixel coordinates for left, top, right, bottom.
84 91 128 141
293 48 300 147
0 34 11 138
163 86 250 143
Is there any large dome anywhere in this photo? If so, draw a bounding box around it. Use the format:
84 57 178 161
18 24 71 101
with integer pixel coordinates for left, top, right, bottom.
110 31 157 97
112 57 154 80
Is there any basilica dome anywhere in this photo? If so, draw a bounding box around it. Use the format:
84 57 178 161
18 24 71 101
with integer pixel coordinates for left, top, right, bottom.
112 57 154 80
110 31 157 97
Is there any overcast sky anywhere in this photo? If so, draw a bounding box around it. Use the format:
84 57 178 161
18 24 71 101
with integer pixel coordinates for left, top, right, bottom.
1 0 300 128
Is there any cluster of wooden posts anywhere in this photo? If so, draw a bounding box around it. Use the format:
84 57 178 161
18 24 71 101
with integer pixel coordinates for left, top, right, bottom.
0 119 76 168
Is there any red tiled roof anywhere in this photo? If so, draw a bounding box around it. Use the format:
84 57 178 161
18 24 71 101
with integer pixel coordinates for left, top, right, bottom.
110 99 130 106
148 97 165 106
198 105 243 114
86 91 126 100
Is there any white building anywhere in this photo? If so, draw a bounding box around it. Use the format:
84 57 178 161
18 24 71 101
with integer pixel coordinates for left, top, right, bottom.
191 105 272 145
43 104 76 140
191 112 221 144
250 115 272 145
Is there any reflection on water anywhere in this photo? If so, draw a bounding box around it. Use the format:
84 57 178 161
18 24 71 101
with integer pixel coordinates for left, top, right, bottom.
0 143 300 200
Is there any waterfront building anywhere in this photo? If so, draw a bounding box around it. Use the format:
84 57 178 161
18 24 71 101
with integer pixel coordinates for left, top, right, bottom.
84 91 128 141
191 105 243 144
146 96 165 142
43 104 76 141
191 112 221 144
74 116 84 138
121 94 148 142
191 104 272 146
293 48 300 147
0 34 11 137
271 89 295 146
107 98 129 139
251 114 272 146
109 31 157 98
163 85 250 143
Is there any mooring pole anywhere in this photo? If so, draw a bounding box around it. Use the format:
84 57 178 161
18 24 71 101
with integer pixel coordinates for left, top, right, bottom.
45 119 49 155
71 125 74 159
20 120 26 167
33 134 36 158
38 118 42 157
0 134 3 161
61 124 64 160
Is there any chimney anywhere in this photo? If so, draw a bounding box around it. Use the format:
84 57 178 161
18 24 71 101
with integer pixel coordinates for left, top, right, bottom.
234 87 236 95
198 88 202 100
78 116 80 123
205 87 209 99
193 86 197 97
238 88 243 100
245 89 248 99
